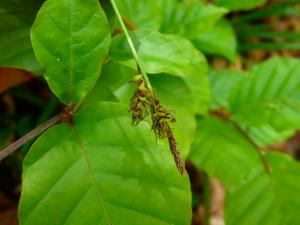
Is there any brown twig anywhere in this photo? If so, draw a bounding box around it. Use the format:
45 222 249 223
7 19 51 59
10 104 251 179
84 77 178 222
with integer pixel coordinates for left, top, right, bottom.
230 120 273 173
0 114 61 161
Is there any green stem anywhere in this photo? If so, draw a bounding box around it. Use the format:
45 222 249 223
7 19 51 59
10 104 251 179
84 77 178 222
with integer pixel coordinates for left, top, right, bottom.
109 0 152 90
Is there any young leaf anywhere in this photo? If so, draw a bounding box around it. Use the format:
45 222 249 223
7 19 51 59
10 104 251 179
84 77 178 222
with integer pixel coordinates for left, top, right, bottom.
0 0 42 73
225 152 300 225
229 57 300 130
19 102 192 225
160 0 228 39
189 116 259 189
215 0 267 11
110 30 210 114
193 19 237 62
31 0 111 104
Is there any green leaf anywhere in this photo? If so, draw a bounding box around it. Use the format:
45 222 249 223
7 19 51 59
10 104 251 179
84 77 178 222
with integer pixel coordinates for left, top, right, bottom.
31 0 111 104
85 61 197 158
229 57 300 130
149 74 197 158
19 102 192 225
110 30 210 114
245 125 294 148
83 60 135 104
209 67 294 148
225 152 300 225
0 0 42 73
215 0 267 11
100 0 116 31
209 69 247 109
160 0 228 39
115 0 162 30
193 19 237 61
189 116 258 188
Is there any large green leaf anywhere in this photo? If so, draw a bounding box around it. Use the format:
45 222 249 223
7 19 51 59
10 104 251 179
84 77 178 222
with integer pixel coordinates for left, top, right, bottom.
209 69 247 109
229 57 300 130
193 19 237 61
225 152 300 225
31 0 111 104
215 0 267 11
245 125 294 148
209 67 294 147
0 0 42 73
19 102 192 225
160 0 228 39
110 30 210 114
115 0 162 30
189 116 258 189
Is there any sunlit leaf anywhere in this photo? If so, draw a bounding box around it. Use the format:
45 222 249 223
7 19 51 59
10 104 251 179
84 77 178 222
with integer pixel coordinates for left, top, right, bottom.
31 0 111 104
193 19 237 61
115 0 162 30
110 30 210 114
229 57 300 130
160 0 228 39
19 102 192 225
225 153 300 225
189 116 259 188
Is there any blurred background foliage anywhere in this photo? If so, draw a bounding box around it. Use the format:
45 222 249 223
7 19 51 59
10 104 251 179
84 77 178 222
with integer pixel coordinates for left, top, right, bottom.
0 0 300 224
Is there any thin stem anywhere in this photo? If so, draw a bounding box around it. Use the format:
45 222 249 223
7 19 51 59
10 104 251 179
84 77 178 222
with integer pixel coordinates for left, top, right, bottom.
0 114 61 161
230 120 273 173
109 0 152 90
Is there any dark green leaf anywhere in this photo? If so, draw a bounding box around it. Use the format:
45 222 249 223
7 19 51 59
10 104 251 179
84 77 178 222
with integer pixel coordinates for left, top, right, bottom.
0 0 42 73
